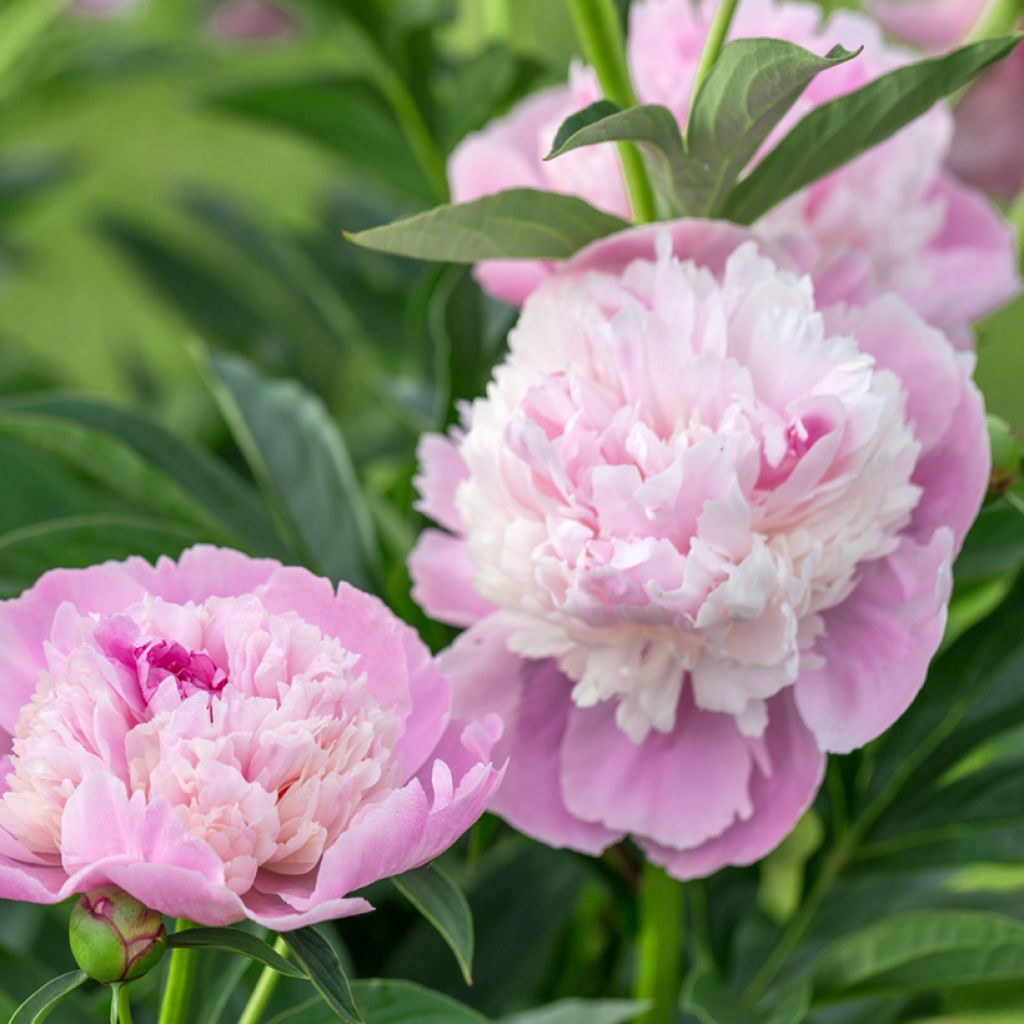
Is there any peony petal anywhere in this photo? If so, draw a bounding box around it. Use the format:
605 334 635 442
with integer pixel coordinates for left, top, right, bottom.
415 434 470 532
641 690 824 877
409 530 495 628
795 530 954 754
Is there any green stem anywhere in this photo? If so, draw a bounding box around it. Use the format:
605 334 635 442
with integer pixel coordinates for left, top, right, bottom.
633 863 685 1024
112 983 133 1024
157 921 199 1024
1010 188 1024 249
689 0 742 126
966 0 1024 42
567 0 657 223
237 936 290 1024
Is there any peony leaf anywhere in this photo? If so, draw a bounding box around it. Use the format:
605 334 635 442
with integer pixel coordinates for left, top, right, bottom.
545 102 687 217
392 864 474 985
283 927 363 1024
682 967 808 1024
166 928 308 980
345 189 630 263
265 981 487 1024
810 910 1024 1002
200 349 379 590
723 34 1023 224
682 38 860 216
0 393 288 560
8 970 86 1024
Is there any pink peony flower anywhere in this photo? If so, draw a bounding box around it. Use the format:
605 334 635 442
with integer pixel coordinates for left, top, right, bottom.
211 0 298 42
410 220 988 876
449 0 1019 345
0 547 502 929
870 0 988 53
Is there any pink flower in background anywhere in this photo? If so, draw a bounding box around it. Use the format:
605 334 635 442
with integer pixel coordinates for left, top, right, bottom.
211 0 298 42
870 0 988 52
73 0 142 16
0 547 501 928
410 220 988 876
449 0 1019 344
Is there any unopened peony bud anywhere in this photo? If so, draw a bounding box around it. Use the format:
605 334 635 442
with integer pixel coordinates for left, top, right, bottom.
69 886 166 984
988 415 1023 500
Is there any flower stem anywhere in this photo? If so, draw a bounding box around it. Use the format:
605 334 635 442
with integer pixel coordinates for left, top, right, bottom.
633 863 685 1024
567 0 657 223
237 936 290 1024
157 920 199 1024
111 983 133 1024
967 0 1024 42
690 0 742 122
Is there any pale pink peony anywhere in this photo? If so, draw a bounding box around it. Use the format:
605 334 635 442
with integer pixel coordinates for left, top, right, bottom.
870 0 988 53
211 0 298 42
449 0 1019 344
0 547 502 929
410 220 988 876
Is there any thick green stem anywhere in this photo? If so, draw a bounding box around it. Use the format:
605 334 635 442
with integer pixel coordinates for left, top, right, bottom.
157 921 199 1024
236 936 290 1024
689 0 742 128
567 0 657 223
633 863 685 1024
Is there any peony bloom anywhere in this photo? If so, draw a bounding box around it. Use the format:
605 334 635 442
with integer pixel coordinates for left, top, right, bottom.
870 0 988 53
449 0 1019 345
410 221 988 876
211 0 298 42
0 547 502 929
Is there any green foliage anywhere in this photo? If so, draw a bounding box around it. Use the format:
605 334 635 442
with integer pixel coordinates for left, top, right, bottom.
165 929 306 980
283 928 363 1024
8 972 86 1024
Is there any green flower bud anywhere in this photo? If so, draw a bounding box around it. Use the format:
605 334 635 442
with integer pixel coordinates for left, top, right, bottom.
69 886 167 984
988 414 1023 500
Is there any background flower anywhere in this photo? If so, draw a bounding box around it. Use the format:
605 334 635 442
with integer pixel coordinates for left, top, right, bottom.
0 546 502 929
411 220 988 876
449 0 1018 346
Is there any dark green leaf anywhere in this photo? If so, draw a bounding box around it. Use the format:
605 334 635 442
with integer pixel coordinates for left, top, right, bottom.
202 350 379 588
723 35 1023 223
345 189 629 263
683 38 859 216
283 927 363 1024
0 393 288 560
8 971 86 1024
546 102 686 217
811 911 1024 1003
682 968 808 1024
956 499 1024 585
166 928 307 980
392 865 474 985
265 982 487 1024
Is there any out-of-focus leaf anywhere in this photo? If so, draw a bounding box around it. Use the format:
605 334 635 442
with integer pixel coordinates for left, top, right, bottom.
682 967 810 1024
201 349 379 589
681 39 859 216
499 999 651 1024
167 928 307 979
8 971 86 1024
956 500 1024 585
0 514 205 592
0 156 70 221
723 35 1022 223
283 928 362 1024
207 77 435 204
392 865 474 985
0 393 288 559
346 189 629 263
266 981 487 1024
810 911 1024 1003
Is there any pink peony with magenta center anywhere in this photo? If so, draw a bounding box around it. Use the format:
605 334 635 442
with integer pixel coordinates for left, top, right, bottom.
0 547 502 928
449 0 1019 346
410 221 989 876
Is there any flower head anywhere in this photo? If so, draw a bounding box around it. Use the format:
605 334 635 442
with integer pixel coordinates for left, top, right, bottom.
449 0 1019 344
410 221 988 876
0 547 501 928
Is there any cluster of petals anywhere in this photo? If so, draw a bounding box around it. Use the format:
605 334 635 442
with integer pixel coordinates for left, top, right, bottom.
410 220 989 876
450 0 1019 346
0 547 501 928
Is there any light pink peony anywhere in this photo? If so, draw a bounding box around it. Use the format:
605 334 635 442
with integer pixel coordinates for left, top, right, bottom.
0 547 502 929
410 220 988 876
870 0 988 52
211 1 298 42
449 0 1019 345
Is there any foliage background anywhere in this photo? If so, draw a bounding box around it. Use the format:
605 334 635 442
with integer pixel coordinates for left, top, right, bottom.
0 1 1022 1022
